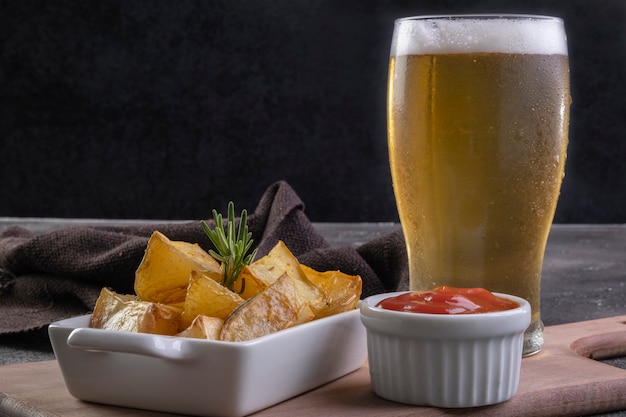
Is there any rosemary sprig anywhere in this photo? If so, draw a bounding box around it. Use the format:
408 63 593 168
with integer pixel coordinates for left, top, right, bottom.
201 202 257 291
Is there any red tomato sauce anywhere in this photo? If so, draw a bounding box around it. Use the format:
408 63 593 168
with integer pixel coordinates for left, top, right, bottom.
376 286 519 314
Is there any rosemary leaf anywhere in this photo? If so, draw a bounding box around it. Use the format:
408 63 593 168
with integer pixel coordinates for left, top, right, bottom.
201 202 257 291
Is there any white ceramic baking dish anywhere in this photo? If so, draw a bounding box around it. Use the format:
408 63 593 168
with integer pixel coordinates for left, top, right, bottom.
49 310 367 417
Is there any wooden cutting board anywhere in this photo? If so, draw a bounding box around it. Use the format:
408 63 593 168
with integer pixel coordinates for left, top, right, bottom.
1 315 625 417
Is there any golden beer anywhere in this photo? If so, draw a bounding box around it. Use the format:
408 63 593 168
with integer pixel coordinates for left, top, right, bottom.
388 16 570 355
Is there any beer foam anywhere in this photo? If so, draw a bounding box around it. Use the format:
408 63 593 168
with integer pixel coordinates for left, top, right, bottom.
391 16 568 56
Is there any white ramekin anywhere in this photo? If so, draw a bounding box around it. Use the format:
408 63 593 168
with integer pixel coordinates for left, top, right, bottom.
360 291 531 408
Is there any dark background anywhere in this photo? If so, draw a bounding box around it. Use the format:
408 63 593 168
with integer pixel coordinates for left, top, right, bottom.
1 0 625 223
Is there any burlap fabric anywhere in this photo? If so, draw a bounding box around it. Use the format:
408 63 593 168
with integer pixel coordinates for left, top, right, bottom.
0 181 408 335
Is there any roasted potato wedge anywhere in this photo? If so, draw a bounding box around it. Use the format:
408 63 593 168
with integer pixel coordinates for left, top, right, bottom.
177 315 224 340
230 264 268 300
301 265 362 318
238 240 302 287
220 273 310 342
90 287 182 336
180 270 245 330
134 231 222 305
233 240 324 315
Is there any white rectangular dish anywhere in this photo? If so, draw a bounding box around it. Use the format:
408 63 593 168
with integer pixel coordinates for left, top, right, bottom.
49 310 367 417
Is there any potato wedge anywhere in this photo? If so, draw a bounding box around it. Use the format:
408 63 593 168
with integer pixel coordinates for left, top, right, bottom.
180 270 245 330
177 315 224 340
301 265 362 318
230 264 268 300
239 240 302 287
90 287 182 336
234 240 324 314
134 231 222 305
220 273 310 342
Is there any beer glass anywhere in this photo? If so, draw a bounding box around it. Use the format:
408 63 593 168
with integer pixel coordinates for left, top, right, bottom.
387 15 570 356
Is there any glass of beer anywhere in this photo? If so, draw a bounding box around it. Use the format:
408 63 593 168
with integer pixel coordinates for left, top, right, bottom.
387 15 570 356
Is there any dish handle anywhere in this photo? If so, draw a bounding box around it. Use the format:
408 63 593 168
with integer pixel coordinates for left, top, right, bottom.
67 328 197 361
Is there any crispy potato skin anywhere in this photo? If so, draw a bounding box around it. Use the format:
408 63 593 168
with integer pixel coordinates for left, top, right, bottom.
220 273 302 342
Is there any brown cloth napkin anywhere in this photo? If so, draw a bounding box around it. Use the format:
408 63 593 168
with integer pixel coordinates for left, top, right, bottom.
0 181 408 335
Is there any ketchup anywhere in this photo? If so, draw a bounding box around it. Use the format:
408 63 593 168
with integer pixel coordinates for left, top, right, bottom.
376 286 519 314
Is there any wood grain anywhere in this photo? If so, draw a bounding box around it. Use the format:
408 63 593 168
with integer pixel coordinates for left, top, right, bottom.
1 315 625 417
